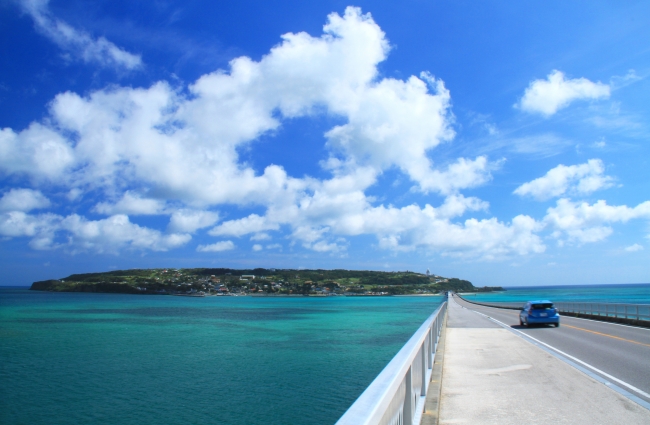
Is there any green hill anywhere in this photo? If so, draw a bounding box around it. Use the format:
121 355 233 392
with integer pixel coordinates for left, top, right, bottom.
30 268 503 295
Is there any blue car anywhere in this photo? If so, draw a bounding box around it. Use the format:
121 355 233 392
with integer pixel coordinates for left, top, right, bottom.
519 300 560 327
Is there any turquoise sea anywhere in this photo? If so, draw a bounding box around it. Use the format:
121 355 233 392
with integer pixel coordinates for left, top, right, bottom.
0 289 443 425
463 283 650 304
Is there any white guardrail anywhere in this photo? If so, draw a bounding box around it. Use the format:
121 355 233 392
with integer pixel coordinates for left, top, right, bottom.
457 296 650 322
336 299 447 425
555 302 650 321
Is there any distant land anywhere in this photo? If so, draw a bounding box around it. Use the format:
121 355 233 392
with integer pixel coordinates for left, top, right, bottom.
30 268 503 296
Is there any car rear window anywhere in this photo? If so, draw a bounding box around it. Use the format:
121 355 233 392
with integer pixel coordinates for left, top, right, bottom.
532 303 554 309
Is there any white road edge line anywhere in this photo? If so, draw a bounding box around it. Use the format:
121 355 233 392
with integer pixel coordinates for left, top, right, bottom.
469 306 650 400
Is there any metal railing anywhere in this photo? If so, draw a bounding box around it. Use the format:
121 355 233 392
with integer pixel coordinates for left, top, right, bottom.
336 299 447 425
555 302 650 321
455 295 650 322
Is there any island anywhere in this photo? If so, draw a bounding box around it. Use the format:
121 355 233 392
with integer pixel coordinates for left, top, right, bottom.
30 268 504 296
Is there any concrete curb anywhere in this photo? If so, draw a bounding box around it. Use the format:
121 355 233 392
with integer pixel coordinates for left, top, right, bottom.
420 312 447 425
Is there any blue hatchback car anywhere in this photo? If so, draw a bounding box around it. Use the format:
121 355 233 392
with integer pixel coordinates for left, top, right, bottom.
519 300 560 327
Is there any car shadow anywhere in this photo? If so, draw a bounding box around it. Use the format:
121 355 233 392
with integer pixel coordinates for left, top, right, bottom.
510 324 556 329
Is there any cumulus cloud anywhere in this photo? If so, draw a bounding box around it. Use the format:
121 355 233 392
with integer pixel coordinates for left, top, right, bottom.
544 198 650 244
252 244 263 251
324 71 455 190
514 159 614 201
517 70 610 116
416 156 496 195
167 209 220 233
0 125 74 180
18 0 142 70
94 191 165 215
210 214 279 237
60 214 190 253
205 192 542 259
0 7 458 201
196 241 235 252
0 188 50 212
0 211 58 239
0 211 190 252
0 7 551 259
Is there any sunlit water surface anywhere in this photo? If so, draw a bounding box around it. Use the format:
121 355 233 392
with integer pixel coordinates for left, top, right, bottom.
463 283 650 304
0 289 443 425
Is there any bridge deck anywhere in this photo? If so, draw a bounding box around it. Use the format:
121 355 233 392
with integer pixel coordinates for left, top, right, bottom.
439 297 650 425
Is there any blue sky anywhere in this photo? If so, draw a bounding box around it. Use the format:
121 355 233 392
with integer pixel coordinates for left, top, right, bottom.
1 0 649 286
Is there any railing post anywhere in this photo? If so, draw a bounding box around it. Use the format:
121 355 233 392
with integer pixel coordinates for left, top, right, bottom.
421 345 427 396
428 327 433 369
404 366 413 425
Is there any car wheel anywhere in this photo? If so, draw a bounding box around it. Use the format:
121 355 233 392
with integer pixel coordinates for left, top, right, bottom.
519 318 523 326
555 323 560 328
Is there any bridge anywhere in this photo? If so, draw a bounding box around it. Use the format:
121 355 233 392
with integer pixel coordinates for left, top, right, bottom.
337 293 650 424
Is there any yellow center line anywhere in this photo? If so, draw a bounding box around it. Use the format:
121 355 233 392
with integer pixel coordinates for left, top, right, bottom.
563 324 650 348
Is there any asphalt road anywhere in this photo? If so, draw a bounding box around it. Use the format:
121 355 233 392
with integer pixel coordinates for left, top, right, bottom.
451 294 650 405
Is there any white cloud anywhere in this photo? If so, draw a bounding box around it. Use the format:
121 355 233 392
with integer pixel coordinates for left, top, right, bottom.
544 198 650 244
610 70 643 90
308 240 346 253
367 212 545 260
592 139 606 148
0 7 553 260
0 211 58 239
416 156 496 195
0 188 50 212
0 125 75 180
479 133 571 158
517 70 610 116
210 214 279 237
67 188 83 201
625 243 643 252
167 209 219 233
0 7 461 201
208 191 542 259
514 159 614 201
94 191 165 215
324 71 456 191
60 214 190 253
18 0 142 70
250 233 271 241
196 241 235 252
0 211 190 252
252 244 263 251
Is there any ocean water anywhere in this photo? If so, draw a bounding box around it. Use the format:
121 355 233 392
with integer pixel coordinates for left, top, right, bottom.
462 283 650 305
0 289 443 425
